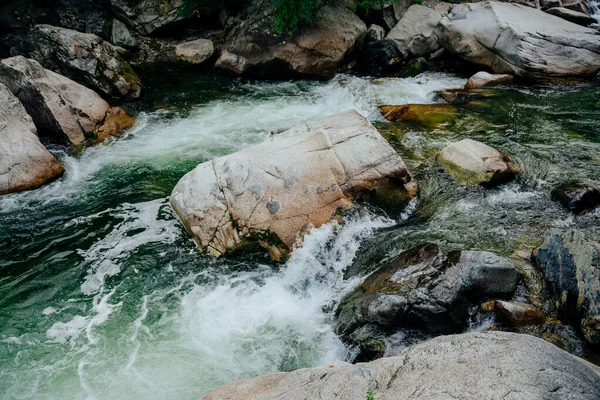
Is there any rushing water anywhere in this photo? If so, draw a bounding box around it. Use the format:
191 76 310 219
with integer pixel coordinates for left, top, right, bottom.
0 71 599 399
591 0 600 24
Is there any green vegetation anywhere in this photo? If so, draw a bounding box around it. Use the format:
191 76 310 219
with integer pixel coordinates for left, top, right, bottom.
366 391 375 400
412 0 423 4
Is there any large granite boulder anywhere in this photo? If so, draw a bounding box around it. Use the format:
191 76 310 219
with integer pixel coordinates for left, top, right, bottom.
170 110 418 262
535 230 600 344
202 331 600 400
0 56 134 149
335 243 520 359
386 5 443 60
215 0 367 79
0 82 64 195
437 138 519 186
436 1 600 79
31 25 142 99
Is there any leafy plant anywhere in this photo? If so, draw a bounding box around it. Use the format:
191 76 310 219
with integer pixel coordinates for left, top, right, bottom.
412 0 423 5
272 0 322 35
366 391 375 400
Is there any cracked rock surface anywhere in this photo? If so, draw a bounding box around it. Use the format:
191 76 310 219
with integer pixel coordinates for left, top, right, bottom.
436 1 600 79
0 82 64 195
170 110 417 261
202 331 600 400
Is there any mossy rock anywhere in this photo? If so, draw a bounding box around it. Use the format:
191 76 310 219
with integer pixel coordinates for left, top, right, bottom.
379 104 458 128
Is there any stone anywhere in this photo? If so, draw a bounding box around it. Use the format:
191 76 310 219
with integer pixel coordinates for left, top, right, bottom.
0 82 64 195
170 110 417 262
175 38 215 65
355 0 412 31
398 57 428 78
562 0 590 14
492 300 547 327
0 56 133 149
439 88 495 104
551 181 600 213
436 1 600 79
386 5 443 59
535 230 600 344
546 7 597 27
362 39 405 76
437 139 519 185
31 24 142 99
335 244 520 356
379 104 457 127
365 24 385 42
202 331 600 400
465 71 514 89
215 1 366 79
107 19 137 48
540 0 562 10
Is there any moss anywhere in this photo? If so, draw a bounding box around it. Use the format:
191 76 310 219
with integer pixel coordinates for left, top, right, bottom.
118 61 141 84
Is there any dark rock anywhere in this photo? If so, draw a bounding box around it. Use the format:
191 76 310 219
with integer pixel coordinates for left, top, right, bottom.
535 230 600 344
546 7 597 26
491 300 547 327
551 181 600 213
540 0 562 10
355 0 412 31
362 39 405 76
439 88 495 104
398 57 428 78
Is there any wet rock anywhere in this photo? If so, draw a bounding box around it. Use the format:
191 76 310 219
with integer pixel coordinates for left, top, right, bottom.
562 0 590 14
436 1 600 79
398 57 428 78
439 88 495 104
175 38 214 65
0 82 64 195
540 0 562 9
365 24 385 42
490 300 547 327
215 1 366 79
380 104 456 127
362 39 405 76
546 7 597 26
0 56 133 149
106 19 137 48
170 110 417 262
437 139 519 186
31 24 142 99
355 0 412 31
335 244 520 346
202 331 600 400
386 5 443 60
535 230 600 344
551 181 600 213
465 71 514 89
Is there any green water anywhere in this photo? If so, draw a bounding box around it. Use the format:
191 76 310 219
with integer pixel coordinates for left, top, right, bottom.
0 72 599 399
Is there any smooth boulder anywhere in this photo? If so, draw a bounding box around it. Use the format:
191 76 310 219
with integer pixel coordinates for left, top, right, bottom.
202 331 600 400
386 5 443 59
170 110 417 262
215 1 366 79
32 24 142 99
175 39 214 64
0 56 134 149
437 138 519 185
465 71 514 89
436 1 600 79
535 230 600 344
0 82 64 195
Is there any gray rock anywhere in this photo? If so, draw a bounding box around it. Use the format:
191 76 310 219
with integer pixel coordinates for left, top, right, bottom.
546 7 597 26
202 331 600 400
175 38 214 65
0 82 64 195
366 24 385 42
436 1 600 79
0 56 133 149
465 71 514 89
107 19 137 48
437 138 519 186
535 230 600 344
215 0 366 79
335 244 520 358
170 110 417 262
386 5 443 59
31 24 142 99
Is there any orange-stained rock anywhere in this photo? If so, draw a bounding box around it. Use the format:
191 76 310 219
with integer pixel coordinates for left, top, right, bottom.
379 104 457 127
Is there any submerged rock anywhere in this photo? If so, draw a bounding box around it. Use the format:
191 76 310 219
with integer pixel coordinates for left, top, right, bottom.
0 82 64 195
465 71 514 89
439 88 495 104
436 1 600 79
437 139 519 186
175 39 214 65
379 104 456 127
170 110 417 262
215 1 366 79
202 331 600 400
0 56 134 149
535 230 600 344
31 24 142 99
335 244 520 359
551 181 600 213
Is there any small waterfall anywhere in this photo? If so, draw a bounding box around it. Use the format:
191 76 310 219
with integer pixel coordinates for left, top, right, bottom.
590 0 600 24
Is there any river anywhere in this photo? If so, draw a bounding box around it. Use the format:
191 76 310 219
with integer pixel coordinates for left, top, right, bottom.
0 71 599 399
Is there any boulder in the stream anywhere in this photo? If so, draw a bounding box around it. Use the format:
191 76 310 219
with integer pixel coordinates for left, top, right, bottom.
379 104 457 127
215 1 366 79
436 1 600 79
175 39 214 65
465 71 514 89
335 243 520 359
0 82 64 195
437 139 519 186
202 331 600 400
0 56 134 149
170 110 418 262
484 300 547 327
31 24 142 99
551 181 600 213
535 230 600 344
385 5 443 60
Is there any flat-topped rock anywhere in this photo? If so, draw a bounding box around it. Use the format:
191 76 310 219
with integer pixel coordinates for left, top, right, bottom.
0 82 64 195
170 110 417 262
175 39 214 65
